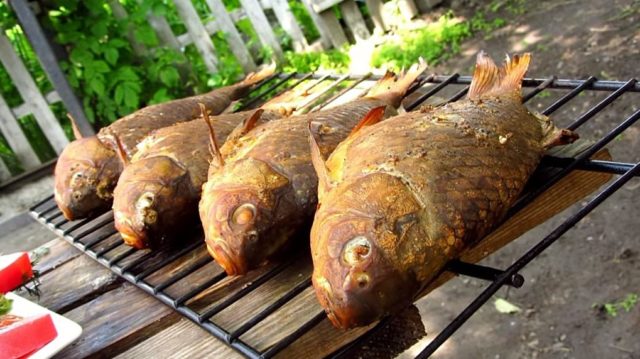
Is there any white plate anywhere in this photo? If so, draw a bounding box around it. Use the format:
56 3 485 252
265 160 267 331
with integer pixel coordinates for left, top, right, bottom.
4 292 83 359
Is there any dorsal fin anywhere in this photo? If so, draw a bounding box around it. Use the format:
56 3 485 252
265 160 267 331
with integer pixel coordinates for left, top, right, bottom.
308 121 334 200
200 103 224 167
241 109 264 135
66 113 83 140
365 58 428 108
468 51 531 100
113 133 129 166
348 106 387 139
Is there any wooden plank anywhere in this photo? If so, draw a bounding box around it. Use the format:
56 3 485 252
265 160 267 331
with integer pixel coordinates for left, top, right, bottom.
398 0 419 20
270 0 309 51
0 158 10 181
107 0 148 57
114 319 242 359
0 92 40 168
145 11 182 51
32 238 82 276
21 253 120 313
55 283 177 358
309 0 343 13
205 0 256 73
0 32 68 153
173 0 220 73
300 0 332 48
12 90 61 118
239 0 284 60
339 0 370 42
317 9 348 48
365 0 387 33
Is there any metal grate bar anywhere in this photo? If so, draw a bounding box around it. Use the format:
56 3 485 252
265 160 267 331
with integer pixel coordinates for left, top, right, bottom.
406 74 459 111
296 74 350 113
522 76 555 103
510 107 640 216
417 160 640 358
198 262 290 322
61 216 95 235
31 194 54 210
229 277 313 341
81 227 119 250
38 203 59 217
271 73 314 100
134 242 203 281
312 73 374 112
239 73 296 111
71 214 114 241
447 260 524 288
541 76 597 115
107 247 137 266
542 157 636 176
567 78 637 130
261 311 326 358
152 255 212 294
92 238 123 257
447 86 469 103
173 271 228 306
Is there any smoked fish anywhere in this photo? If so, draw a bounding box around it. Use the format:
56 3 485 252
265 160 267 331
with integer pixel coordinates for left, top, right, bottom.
199 62 427 275
54 65 274 220
309 52 578 328
112 107 282 249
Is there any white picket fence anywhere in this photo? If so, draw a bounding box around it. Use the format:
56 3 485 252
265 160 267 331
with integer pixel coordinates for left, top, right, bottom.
0 0 435 183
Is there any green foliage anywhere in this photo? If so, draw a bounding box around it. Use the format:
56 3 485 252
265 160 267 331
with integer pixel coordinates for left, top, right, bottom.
0 294 12 315
595 293 639 317
283 48 350 73
288 1 319 42
371 14 472 70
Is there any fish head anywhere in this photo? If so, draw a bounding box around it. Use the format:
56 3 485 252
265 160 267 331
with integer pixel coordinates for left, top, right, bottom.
311 173 425 328
54 136 122 220
201 157 296 275
113 156 193 249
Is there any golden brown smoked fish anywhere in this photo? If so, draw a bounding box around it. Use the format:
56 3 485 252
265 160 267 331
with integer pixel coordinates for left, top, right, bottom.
199 62 427 275
54 65 274 220
112 106 282 249
309 53 578 329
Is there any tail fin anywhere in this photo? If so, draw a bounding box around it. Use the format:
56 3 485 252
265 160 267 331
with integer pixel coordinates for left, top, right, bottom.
468 52 530 100
240 62 277 87
365 58 428 108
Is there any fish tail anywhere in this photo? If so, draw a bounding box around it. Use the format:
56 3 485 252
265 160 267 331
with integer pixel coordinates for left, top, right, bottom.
468 51 531 100
366 58 428 108
240 62 277 87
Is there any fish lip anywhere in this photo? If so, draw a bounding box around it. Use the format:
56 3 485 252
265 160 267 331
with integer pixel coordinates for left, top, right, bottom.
207 239 247 276
115 215 149 249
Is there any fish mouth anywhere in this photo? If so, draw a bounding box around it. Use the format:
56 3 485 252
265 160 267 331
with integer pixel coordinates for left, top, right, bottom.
115 214 149 249
206 239 248 276
314 275 379 329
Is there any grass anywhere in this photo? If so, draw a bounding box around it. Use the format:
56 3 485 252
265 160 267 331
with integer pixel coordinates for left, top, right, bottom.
594 293 638 317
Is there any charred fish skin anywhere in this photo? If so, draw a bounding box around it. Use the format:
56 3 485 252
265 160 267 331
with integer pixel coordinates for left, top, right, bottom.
54 66 274 221
200 62 428 276
310 53 578 329
113 110 281 249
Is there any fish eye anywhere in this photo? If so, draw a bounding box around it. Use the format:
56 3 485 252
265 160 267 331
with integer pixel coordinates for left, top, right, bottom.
232 203 256 225
342 236 372 265
136 192 155 210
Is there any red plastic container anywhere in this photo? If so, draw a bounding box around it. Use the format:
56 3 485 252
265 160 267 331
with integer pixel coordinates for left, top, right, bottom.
0 313 58 358
0 253 33 294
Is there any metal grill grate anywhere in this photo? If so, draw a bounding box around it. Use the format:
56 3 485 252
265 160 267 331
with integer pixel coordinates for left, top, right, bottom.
30 72 640 358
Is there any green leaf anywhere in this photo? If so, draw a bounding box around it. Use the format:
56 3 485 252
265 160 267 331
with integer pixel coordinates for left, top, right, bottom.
134 25 158 47
123 85 139 109
0 294 13 315
494 298 521 314
150 88 171 104
92 60 110 73
69 48 93 66
90 76 105 96
104 47 119 65
114 83 125 105
159 67 179 87
109 38 129 48
91 20 108 37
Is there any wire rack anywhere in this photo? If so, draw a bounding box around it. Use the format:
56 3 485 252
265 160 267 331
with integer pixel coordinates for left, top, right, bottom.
30 72 640 358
